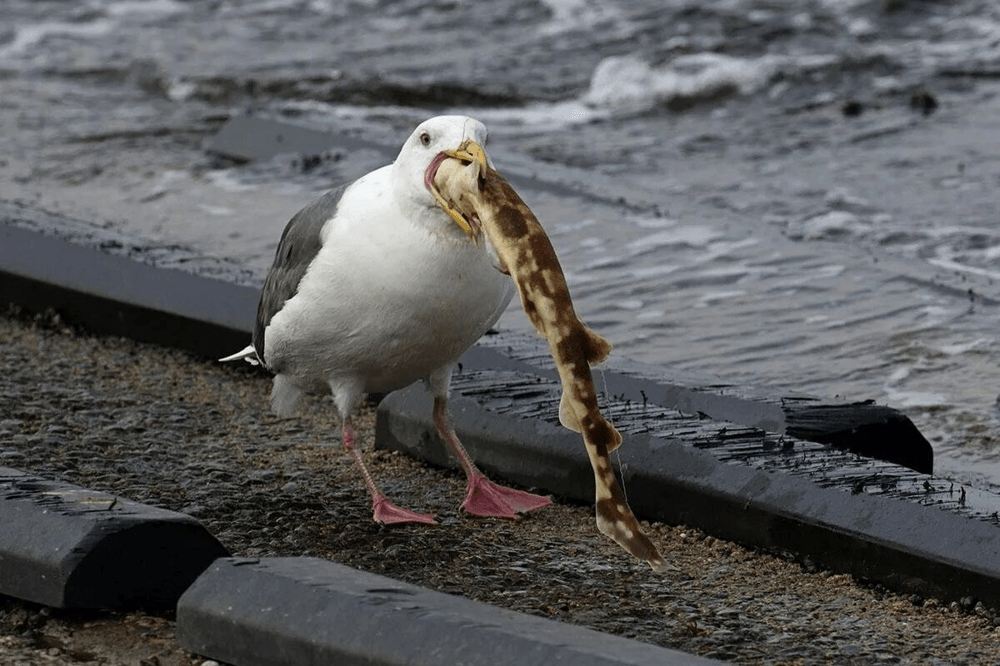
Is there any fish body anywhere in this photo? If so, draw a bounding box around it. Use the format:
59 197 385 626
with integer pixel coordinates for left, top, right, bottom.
429 152 666 572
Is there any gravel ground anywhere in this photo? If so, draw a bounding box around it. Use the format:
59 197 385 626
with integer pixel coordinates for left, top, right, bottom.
2 307 1000 666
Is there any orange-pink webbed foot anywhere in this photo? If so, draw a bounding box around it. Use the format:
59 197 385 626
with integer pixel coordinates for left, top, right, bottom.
371 494 437 525
462 470 551 518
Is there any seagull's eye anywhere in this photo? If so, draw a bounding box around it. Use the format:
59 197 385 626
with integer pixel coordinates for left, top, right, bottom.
419 132 431 147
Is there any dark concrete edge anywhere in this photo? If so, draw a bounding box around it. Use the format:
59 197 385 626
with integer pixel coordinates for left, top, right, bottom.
176 557 724 666
0 224 258 359
0 466 229 610
461 338 934 474
376 386 1000 607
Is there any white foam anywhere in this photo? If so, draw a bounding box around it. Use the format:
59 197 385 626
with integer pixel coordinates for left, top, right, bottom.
922 224 1000 240
629 264 680 280
883 365 947 407
928 257 1000 283
103 0 187 17
474 99 608 132
799 211 867 240
887 366 910 384
165 78 198 102
0 19 115 57
583 53 784 113
628 226 724 252
206 169 258 193
616 298 644 311
635 309 665 320
916 305 951 326
940 338 993 356
696 290 747 308
536 0 625 36
198 203 235 217
631 215 680 230
883 387 948 408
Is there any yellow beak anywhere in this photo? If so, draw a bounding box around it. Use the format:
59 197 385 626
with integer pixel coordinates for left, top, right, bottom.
443 139 489 182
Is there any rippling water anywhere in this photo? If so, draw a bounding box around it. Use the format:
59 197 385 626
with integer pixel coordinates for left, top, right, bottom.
2 0 1000 489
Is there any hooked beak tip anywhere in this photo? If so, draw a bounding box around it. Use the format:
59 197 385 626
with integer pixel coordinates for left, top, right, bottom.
445 139 488 182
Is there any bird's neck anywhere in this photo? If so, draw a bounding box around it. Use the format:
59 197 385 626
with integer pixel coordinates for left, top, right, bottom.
391 166 467 240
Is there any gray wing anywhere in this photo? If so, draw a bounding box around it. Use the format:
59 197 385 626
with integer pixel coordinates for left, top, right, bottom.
253 183 349 365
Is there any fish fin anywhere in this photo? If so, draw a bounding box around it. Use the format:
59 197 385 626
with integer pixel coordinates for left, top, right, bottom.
558 391 583 433
607 422 623 452
559 394 623 451
582 326 613 365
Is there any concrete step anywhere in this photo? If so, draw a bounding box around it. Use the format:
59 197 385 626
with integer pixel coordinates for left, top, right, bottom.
0 466 228 609
176 557 724 666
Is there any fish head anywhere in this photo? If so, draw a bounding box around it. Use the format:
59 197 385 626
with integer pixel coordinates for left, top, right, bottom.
423 136 493 238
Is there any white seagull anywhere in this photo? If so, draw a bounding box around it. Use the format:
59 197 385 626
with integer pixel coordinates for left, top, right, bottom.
222 115 551 524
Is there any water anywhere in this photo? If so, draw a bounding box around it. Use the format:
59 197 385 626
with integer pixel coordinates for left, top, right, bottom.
2 0 999 489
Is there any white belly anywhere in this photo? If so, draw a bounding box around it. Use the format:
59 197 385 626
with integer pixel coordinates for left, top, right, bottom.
263 199 513 393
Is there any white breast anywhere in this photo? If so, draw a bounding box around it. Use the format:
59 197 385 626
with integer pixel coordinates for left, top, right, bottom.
263 166 513 394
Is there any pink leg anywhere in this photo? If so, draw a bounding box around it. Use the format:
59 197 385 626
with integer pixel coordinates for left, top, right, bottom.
433 397 551 518
342 418 436 525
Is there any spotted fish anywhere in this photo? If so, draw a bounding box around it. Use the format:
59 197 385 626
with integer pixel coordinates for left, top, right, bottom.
426 141 666 572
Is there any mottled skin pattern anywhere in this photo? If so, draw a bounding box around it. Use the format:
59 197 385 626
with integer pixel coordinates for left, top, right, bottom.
429 150 666 572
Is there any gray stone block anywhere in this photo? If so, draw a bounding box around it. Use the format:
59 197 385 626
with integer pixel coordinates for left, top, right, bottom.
0 466 228 609
177 557 723 666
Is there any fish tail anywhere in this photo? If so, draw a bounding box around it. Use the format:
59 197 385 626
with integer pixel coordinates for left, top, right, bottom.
589 435 667 572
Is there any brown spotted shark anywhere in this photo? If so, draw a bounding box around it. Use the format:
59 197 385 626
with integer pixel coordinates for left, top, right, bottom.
425 140 667 572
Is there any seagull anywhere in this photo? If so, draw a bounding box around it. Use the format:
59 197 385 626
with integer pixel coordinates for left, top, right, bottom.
222 115 551 524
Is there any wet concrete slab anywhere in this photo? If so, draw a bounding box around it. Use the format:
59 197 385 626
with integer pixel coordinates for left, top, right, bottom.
462 331 934 474
177 557 724 666
0 466 228 610
0 221 257 359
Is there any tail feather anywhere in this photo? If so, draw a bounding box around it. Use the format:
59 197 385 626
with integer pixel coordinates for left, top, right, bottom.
219 344 260 365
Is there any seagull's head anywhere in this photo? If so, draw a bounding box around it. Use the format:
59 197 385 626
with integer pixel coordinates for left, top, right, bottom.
393 115 491 234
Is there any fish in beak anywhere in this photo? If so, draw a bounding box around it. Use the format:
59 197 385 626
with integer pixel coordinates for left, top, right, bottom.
425 139 489 237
